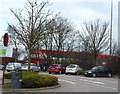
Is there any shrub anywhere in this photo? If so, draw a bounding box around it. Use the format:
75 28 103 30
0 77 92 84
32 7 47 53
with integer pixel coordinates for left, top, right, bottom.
78 70 85 75
22 71 38 75
5 73 12 79
5 72 23 79
5 71 58 88
4 71 38 79
5 72 20 79
22 74 58 88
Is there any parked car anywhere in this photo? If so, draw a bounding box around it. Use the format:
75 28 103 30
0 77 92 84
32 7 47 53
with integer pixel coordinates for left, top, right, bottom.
49 64 66 74
6 62 22 72
84 66 112 77
65 64 83 75
21 63 40 72
0 63 4 70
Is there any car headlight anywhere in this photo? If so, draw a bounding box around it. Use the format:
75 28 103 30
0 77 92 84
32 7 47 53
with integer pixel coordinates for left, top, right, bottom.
88 71 92 73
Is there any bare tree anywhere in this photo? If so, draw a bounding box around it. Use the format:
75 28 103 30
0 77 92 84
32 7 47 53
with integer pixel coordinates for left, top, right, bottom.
36 15 76 63
116 46 120 57
79 19 110 65
7 26 21 62
48 16 75 63
8 0 53 75
111 41 119 56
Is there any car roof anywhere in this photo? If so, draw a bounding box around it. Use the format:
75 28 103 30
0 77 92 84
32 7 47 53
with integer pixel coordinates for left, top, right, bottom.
24 63 34 64
97 66 106 67
52 64 61 65
8 62 18 63
94 66 108 68
68 64 78 66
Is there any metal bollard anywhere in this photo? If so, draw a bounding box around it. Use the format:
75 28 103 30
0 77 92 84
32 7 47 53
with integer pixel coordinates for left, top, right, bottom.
11 71 22 89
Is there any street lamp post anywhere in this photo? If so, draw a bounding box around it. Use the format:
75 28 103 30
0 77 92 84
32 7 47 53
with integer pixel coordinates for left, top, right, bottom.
110 0 113 64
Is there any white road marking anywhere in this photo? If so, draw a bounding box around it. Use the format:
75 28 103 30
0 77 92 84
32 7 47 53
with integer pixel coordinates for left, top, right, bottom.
58 79 76 84
84 82 117 90
79 78 117 91
79 78 104 85
86 77 100 80
79 76 101 80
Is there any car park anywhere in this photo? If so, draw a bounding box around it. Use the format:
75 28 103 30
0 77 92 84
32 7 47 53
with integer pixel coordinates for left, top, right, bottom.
6 62 22 72
21 63 40 72
65 64 83 75
0 63 4 70
49 64 66 74
84 66 112 77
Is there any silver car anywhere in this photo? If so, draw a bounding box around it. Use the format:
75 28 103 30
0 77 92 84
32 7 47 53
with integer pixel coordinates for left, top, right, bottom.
21 63 40 72
66 64 83 75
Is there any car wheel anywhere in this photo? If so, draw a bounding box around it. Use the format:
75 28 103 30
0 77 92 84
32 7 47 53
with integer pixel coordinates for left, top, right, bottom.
49 72 51 74
7 70 10 72
92 73 96 77
108 73 112 77
66 73 68 75
30 69 33 72
59 70 62 74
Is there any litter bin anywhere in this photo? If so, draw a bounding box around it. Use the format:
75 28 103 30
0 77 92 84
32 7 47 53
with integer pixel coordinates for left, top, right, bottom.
11 71 22 89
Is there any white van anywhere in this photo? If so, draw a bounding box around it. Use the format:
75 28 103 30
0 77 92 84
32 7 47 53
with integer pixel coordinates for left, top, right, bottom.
6 62 22 72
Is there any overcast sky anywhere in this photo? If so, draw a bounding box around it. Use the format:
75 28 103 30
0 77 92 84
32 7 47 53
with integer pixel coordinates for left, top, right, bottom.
0 0 119 43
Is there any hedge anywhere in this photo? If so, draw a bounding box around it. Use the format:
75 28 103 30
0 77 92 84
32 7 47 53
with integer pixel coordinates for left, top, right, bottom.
4 71 37 79
78 70 86 75
22 74 58 88
4 71 58 88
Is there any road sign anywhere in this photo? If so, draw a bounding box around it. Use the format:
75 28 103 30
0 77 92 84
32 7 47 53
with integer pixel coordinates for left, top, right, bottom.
0 46 13 57
0 48 6 57
3 33 8 47
2 33 8 85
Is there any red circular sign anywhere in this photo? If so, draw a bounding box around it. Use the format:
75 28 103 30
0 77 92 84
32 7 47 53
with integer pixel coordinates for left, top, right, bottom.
4 33 8 47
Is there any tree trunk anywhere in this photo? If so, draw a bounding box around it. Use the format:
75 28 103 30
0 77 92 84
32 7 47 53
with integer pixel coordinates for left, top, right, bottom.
15 48 18 62
94 54 97 66
27 49 31 75
57 49 60 64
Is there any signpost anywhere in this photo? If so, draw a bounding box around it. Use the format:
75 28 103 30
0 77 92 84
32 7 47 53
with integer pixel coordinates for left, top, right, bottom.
2 33 8 85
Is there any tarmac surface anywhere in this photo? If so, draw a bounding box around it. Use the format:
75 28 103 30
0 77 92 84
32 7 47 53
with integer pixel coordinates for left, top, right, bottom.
0 71 119 93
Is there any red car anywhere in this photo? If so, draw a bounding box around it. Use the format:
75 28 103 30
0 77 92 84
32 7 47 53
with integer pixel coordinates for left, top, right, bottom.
49 64 66 74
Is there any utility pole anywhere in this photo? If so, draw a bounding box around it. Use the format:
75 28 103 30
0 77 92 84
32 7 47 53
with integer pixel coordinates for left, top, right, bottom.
110 0 113 64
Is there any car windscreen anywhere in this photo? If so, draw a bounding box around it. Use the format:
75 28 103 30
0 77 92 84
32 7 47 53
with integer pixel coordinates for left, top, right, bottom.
31 63 36 66
104 67 110 71
22 64 28 66
8 63 14 66
91 67 98 70
67 65 76 68
50 65 58 67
